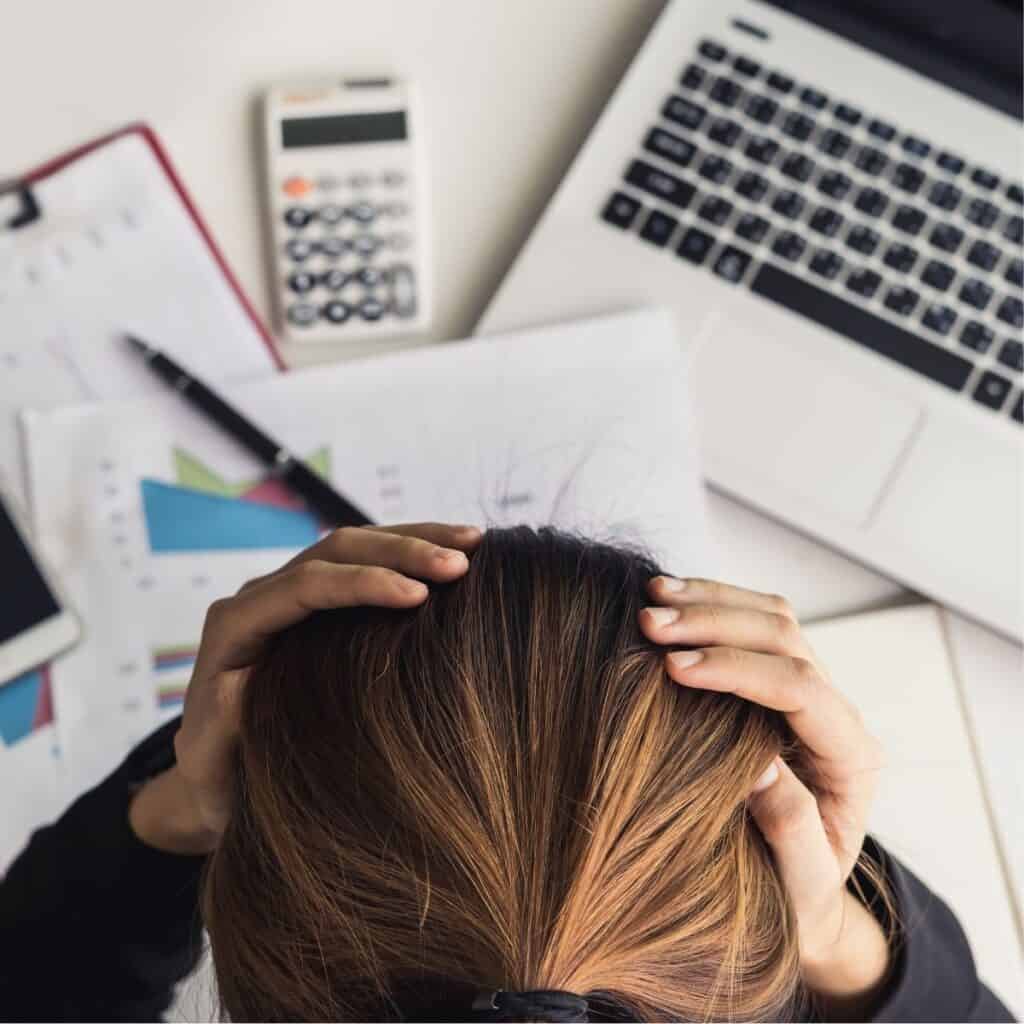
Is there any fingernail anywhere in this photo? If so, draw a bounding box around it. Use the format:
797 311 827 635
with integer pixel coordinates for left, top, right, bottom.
668 649 702 670
455 525 482 536
402 578 428 595
657 576 686 592
752 759 780 793
435 548 467 563
645 606 680 626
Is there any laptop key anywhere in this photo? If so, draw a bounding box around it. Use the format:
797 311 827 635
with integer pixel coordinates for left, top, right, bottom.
818 171 853 200
959 277 993 311
799 87 827 109
680 63 706 90
965 198 999 229
846 267 882 298
781 152 816 183
809 206 843 237
920 259 955 291
1003 215 1023 244
884 285 919 316
709 76 743 107
638 209 678 247
766 71 794 93
735 170 770 202
600 192 641 229
884 243 918 273
927 182 961 211
818 129 851 158
966 240 1000 271
699 154 732 184
929 222 964 254
744 134 780 164
751 263 972 390
960 320 994 354
662 95 706 131
699 39 727 61
892 163 925 194
624 160 696 209
676 226 715 263
867 118 896 141
781 111 815 141
997 296 1023 328
1007 184 1023 205
973 371 1012 411
809 247 844 279
1006 258 1024 288
644 127 697 168
846 225 880 255
997 338 1023 372
892 205 927 236
901 136 930 159
744 93 779 124
833 103 861 126
698 195 733 225
735 212 770 243
772 190 805 220
1012 395 1024 424
970 167 1000 190
771 230 806 262
733 56 760 77
708 117 742 147
936 151 965 175
854 146 888 176
854 187 888 217
921 303 957 336
713 244 752 282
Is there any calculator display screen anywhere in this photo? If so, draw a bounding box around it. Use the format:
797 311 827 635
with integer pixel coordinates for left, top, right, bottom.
281 111 407 148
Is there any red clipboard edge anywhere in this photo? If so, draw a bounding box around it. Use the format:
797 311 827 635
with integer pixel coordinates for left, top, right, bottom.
23 122 284 371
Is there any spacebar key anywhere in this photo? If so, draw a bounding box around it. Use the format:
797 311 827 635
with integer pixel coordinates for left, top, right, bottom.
750 263 972 391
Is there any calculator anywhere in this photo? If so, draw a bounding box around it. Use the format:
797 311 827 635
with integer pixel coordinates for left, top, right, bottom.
263 78 430 345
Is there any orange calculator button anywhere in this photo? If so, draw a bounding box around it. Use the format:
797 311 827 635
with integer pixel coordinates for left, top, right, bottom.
282 176 314 198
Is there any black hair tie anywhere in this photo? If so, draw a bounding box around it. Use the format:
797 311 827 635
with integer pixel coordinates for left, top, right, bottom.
471 988 589 1022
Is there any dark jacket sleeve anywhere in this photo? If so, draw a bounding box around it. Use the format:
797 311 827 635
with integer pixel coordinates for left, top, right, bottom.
0 716 206 1023
855 835 1015 1023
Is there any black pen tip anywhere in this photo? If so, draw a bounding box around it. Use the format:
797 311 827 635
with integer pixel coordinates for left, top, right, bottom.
124 333 150 355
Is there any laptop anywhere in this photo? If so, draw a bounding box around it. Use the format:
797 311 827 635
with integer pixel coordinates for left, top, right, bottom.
478 0 1023 640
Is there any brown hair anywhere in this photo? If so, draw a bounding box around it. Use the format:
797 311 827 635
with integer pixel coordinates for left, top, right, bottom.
202 526 817 1021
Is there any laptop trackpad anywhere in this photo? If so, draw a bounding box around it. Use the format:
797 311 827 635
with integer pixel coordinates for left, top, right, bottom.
696 324 923 527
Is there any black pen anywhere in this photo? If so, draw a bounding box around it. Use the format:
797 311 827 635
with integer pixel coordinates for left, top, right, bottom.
124 334 372 528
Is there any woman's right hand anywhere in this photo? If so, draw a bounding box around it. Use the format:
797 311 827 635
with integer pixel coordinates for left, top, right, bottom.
130 522 482 853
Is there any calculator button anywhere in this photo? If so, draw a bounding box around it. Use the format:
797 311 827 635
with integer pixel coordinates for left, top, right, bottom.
285 238 315 262
316 175 341 190
322 300 352 324
360 297 386 321
380 170 405 186
348 173 371 188
386 232 412 251
348 201 377 224
287 271 317 294
382 201 410 218
352 235 380 258
318 204 346 226
320 268 348 291
318 237 348 260
287 302 319 327
284 207 314 229
282 176 314 198
356 266 388 287
391 264 417 317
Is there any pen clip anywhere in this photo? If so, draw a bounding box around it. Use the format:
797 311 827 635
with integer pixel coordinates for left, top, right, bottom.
0 178 41 232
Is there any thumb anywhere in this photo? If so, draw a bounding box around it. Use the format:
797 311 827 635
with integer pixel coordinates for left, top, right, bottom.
748 756 842 928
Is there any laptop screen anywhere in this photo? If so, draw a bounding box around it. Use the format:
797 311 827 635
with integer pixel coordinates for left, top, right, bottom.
758 0 1023 120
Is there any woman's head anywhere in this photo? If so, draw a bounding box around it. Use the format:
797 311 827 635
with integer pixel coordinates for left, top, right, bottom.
202 526 806 1021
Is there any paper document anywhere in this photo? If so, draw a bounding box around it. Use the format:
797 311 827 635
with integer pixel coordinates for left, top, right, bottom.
23 308 716 793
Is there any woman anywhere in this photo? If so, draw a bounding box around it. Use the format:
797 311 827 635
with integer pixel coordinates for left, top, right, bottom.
0 523 1012 1022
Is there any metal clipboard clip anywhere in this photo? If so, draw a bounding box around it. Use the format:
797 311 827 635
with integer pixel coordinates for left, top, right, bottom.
0 178 41 231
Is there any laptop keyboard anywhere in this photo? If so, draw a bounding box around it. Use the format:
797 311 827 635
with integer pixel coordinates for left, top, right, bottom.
600 37 1024 426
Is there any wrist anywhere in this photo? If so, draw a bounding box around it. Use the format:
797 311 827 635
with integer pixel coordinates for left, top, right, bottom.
801 889 891 1020
128 765 220 855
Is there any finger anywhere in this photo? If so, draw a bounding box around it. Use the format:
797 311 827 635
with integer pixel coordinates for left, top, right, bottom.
276 524 481 579
748 756 841 921
639 602 809 657
202 561 429 669
362 522 483 549
648 576 797 619
661 645 871 768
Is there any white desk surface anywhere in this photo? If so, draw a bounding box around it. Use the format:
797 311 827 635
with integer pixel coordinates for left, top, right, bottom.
5 0 1021 979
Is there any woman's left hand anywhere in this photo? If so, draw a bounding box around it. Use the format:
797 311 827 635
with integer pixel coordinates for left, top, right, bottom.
638 576 890 1012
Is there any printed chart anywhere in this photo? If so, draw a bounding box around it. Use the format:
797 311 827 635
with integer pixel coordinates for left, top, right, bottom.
0 669 53 747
